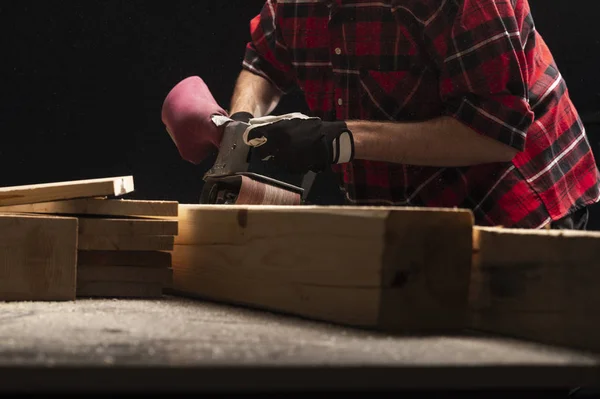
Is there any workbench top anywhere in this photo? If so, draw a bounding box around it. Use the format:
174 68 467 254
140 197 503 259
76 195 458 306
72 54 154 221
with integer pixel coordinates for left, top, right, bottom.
1 296 598 392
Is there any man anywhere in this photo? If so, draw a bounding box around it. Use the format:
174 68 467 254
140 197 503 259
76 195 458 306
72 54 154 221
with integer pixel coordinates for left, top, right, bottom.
227 0 600 229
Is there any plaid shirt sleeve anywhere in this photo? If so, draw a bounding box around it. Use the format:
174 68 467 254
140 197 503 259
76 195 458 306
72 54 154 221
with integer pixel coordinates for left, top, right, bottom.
242 1 297 94
397 0 535 152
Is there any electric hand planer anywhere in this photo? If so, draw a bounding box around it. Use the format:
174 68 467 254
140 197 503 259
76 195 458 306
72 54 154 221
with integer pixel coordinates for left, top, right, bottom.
161 76 312 205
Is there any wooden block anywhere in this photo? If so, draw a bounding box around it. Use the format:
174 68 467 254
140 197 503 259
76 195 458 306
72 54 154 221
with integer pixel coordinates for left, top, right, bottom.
171 204 474 331
0 214 78 301
469 226 600 352
0 176 134 206
78 250 171 268
0 198 178 217
76 281 164 298
78 217 178 236
77 265 172 284
78 235 175 251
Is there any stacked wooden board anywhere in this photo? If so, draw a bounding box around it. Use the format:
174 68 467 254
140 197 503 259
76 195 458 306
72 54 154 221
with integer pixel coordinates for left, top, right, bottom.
0 212 78 301
2 175 600 355
0 176 178 301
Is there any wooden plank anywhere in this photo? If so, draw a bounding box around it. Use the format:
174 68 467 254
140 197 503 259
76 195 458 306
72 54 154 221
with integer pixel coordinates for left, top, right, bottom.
77 250 171 268
76 281 164 298
0 198 178 217
171 204 474 331
77 265 172 284
0 176 134 206
78 235 174 251
469 226 600 353
78 217 178 236
0 214 78 301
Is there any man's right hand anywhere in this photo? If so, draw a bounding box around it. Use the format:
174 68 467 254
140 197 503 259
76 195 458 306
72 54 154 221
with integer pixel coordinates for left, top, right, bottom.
243 113 355 175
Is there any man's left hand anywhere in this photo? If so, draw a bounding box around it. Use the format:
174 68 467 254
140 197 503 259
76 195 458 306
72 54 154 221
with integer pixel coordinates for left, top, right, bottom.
242 113 355 174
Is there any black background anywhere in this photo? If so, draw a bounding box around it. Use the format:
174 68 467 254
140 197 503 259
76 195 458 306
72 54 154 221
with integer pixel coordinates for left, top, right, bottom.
1 1 599 227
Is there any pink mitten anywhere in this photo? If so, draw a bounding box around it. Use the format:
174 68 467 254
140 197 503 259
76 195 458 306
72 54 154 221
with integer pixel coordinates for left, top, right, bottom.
161 76 229 164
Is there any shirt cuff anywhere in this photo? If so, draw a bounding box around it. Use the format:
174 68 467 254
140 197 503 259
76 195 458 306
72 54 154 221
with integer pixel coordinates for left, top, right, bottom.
444 93 534 152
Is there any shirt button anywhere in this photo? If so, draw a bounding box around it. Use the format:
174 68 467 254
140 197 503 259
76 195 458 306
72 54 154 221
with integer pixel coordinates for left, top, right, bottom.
337 98 343 106
334 47 342 55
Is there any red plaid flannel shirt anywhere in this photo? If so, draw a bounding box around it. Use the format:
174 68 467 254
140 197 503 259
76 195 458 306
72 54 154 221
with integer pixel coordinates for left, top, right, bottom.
242 0 600 228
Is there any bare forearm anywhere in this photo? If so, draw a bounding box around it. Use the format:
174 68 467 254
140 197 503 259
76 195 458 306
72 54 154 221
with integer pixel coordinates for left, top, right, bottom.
347 116 519 167
229 70 282 117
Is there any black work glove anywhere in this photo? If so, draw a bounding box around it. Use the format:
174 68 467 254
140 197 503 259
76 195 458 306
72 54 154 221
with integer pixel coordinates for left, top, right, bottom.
242 113 355 174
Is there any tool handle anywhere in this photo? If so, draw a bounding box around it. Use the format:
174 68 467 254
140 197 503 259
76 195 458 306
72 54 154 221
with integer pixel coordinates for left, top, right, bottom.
204 121 252 178
301 171 317 203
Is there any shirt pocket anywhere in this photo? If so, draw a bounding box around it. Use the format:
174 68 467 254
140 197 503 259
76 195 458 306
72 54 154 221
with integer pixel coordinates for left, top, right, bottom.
358 69 409 120
357 63 437 122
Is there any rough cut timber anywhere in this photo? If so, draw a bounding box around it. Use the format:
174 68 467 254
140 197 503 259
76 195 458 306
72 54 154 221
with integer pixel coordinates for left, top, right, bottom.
76 281 165 298
77 217 178 236
77 250 172 268
0 198 178 217
0 176 134 206
170 204 474 332
0 214 78 301
77 265 172 285
470 226 600 353
78 235 175 251
76 266 172 298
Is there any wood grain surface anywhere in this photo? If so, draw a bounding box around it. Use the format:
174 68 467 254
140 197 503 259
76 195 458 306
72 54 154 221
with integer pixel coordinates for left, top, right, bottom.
0 176 134 206
0 214 78 301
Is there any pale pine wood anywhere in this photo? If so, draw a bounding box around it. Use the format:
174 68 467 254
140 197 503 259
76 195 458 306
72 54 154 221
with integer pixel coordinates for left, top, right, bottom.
77 265 172 284
77 217 178 236
0 214 78 301
77 250 171 268
171 204 474 331
469 226 600 352
170 263 382 326
76 281 164 298
0 198 178 217
0 176 134 206
78 235 174 251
